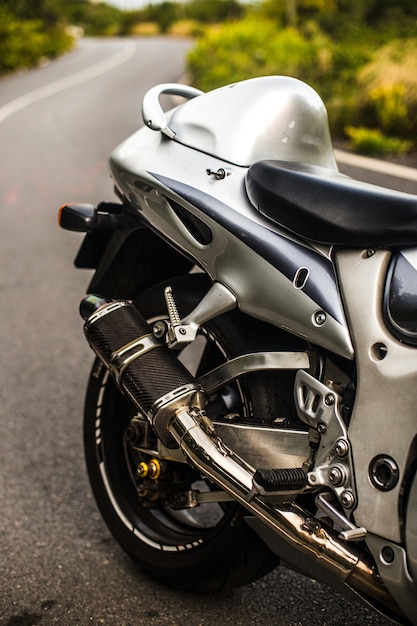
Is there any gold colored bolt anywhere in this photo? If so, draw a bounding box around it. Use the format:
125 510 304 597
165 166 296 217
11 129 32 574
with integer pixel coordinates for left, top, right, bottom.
137 461 149 478
148 459 161 480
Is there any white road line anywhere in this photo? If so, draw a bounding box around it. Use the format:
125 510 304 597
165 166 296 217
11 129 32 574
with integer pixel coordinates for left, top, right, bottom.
0 40 138 125
334 148 417 182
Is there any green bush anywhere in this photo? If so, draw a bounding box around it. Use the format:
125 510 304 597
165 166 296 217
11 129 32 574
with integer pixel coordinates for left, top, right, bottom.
184 0 244 23
356 39 417 138
0 7 73 74
187 19 334 92
345 126 412 157
66 2 123 36
122 0 245 35
369 84 408 135
186 17 373 138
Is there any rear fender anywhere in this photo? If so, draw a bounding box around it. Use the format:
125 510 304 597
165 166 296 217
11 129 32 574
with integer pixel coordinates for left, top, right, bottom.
85 226 193 300
62 201 193 299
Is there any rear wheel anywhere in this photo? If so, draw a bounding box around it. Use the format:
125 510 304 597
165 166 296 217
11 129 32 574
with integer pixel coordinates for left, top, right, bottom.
84 274 300 591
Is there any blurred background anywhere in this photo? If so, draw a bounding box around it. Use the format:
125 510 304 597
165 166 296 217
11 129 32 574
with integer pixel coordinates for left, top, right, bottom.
2 0 417 159
0 0 417 158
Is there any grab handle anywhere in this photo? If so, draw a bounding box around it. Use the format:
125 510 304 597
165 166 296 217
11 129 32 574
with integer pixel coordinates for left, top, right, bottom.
142 83 203 138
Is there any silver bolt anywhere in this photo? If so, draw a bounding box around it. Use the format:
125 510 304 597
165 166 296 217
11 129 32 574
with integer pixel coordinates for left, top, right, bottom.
335 438 349 458
314 311 326 326
317 422 327 434
328 466 344 486
340 490 355 508
324 394 335 406
153 321 166 338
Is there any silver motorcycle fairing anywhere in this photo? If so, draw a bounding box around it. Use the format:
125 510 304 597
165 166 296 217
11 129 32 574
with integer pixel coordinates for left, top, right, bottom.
165 76 338 169
336 248 417 545
110 136 353 359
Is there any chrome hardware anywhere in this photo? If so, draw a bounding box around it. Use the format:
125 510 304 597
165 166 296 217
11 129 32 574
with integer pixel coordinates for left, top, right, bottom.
137 458 161 480
206 168 231 180
340 490 356 509
293 267 309 290
168 407 393 614
170 490 235 509
315 492 366 541
163 286 195 346
195 490 235 504
110 334 160 383
152 319 168 339
368 455 399 492
198 351 310 394
163 282 237 348
314 311 327 326
164 286 181 325
364 249 376 258
324 393 335 406
84 296 394 618
328 465 347 487
335 438 349 458
150 383 206 438
132 418 311 469
141 83 203 138
295 370 357 510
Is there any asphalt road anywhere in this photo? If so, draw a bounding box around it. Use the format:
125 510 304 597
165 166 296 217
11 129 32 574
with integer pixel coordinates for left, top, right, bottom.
0 37 408 626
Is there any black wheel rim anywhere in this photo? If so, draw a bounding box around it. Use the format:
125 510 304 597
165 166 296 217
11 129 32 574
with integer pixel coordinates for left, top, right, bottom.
93 324 246 551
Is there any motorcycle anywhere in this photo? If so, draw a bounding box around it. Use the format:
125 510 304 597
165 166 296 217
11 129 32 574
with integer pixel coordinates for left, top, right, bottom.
59 76 417 624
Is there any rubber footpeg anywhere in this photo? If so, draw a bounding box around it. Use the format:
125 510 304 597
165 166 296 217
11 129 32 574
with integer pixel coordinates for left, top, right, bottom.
253 467 307 492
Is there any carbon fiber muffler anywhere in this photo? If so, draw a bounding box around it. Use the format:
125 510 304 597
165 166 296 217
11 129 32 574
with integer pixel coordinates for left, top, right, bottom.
81 295 206 447
81 295 399 622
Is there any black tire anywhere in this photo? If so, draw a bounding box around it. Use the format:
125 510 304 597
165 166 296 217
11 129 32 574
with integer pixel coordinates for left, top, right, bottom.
84 274 302 591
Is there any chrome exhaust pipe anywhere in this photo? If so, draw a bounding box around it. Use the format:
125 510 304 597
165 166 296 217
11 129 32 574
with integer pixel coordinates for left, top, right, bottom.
81 296 399 622
169 409 397 619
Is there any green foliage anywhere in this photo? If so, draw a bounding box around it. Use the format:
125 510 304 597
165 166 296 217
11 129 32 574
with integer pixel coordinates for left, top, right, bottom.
135 2 181 34
369 84 408 135
184 0 244 23
1 0 65 25
118 0 244 36
186 15 371 126
349 38 417 144
3 0 417 156
186 16 378 144
66 2 122 36
345 126 412 157
186 2 417 155
365 0 417 28
187 20 335 92
0 6 73 74
253 0 337 28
